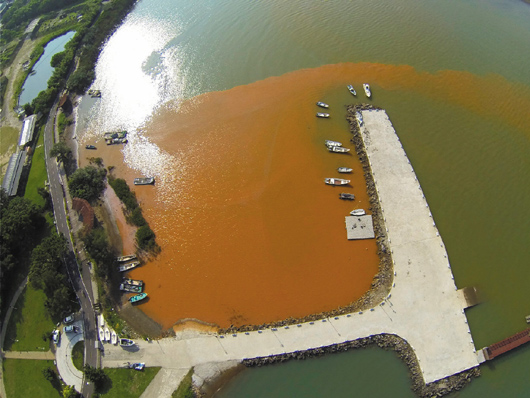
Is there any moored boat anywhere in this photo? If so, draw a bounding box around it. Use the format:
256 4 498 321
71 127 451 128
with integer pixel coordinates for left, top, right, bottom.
316 101 329 108
337 167 353 173
117 254 137 263
118 261 140 272
123 278 144 287
316 112 330 118
99 328 105 341
339 193 355 200
325 178 350 186
328 146 350 153
105 328 110 341
363 83 371 98
350 209 366 216
120 338 135 347
129 292 148 303
111 331 117 345
120 283 143 293
347 84 356 95
325 140 342 147
134 177 155 185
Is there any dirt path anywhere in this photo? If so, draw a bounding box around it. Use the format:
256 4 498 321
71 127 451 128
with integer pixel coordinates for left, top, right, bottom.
2 350 55 360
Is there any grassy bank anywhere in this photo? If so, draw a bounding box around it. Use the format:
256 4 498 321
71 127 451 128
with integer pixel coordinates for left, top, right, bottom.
3 285 54 352
3 359 61 398
172 368 194 398
24 126 47 207
100 367 161 397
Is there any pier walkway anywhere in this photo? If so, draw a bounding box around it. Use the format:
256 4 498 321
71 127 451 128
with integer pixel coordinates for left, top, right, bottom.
100 110 479 396
483 328 530 360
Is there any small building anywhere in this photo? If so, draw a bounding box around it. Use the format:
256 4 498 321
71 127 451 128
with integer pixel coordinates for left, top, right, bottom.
18 114 37 149
1 151 27 196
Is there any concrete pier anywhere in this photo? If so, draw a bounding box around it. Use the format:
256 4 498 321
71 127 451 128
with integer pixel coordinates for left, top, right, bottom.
99 110 479 396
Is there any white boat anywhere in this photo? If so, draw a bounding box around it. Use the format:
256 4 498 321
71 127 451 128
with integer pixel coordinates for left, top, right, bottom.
98 314 105 328
325 140 342 147
105 328 110 341
363 83 371 98
118 261 140 272
337 167 352 173
111 331 117 345
99 328 105 341
347 85 356 95
325 178 350 186
328 146 350 153
116 254 137 263
316 112 330 118
134 177 155 185
316 101 329 108
350 209 366 216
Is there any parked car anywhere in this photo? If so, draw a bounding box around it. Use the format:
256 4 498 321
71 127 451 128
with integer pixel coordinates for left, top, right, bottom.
64 325 80 333
63 313 75 324
52 329 60 344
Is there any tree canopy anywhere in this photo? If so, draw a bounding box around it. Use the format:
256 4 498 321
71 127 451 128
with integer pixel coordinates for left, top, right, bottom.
68 165 106 203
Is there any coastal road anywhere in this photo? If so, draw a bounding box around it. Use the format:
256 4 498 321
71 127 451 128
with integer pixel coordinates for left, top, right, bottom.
44 102 97 397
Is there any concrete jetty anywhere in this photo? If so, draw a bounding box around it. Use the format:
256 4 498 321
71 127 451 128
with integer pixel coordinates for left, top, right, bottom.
99 109 479 397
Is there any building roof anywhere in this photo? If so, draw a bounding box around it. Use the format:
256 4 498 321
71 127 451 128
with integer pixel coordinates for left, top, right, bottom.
1 151 27 196
18 114 36 147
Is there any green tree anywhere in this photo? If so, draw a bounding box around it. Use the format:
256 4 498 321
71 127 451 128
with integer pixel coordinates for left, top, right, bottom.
83 365 108 392
62 385 77 398
42 367 56 382
50 141 72 165
68 166 106 203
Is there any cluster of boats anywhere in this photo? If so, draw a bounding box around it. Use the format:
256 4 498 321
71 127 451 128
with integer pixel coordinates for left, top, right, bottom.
347 83 371 98
104 130 127 145
116 255 148 303
88 89 102 98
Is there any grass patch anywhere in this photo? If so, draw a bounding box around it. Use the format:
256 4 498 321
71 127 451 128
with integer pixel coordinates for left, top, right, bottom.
4 284 55 351
72 340 85 371
24 127 47 207
0 126 20 156
100 367 161 398
172 368 194 398
3 359 61 398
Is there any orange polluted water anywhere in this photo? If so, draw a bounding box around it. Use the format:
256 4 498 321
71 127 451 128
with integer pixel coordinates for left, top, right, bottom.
86 62 530 330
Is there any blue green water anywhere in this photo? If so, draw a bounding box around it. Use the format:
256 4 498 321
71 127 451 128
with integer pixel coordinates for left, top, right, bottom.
84 0 530 396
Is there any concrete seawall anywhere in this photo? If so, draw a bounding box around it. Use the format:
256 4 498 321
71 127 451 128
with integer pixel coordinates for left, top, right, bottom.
101 109 480 397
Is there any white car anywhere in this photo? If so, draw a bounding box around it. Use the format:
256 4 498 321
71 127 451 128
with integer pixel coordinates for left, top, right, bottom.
52 330 60 344
63 314 75 324
64 325 80 333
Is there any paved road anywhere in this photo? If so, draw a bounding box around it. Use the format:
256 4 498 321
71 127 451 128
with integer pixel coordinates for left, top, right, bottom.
44 102 97 397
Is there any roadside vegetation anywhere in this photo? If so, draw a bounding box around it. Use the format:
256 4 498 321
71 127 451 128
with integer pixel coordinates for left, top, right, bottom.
172 368 195 398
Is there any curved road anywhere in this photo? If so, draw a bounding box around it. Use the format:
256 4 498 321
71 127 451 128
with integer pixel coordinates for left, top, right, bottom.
44 102 97 397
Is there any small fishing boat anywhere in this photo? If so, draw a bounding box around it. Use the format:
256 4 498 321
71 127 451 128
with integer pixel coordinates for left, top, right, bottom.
328 146 350 153
111 331 117 345
134 177 155 185
325 178 350 186
363 83 371 98
347 85 356 95
339 193 355 200
350 209 366 216
120 283 143 293
99 328 105 341
116 254 137 263
105 328 110 341
123 278 144 287
337 167 353 173
118 261 140 272
316 112 330 118
526 315 530 324
85 144 96 150
316 101 329 108
120 338 135 347
325 140 342 147
129 292 148 303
